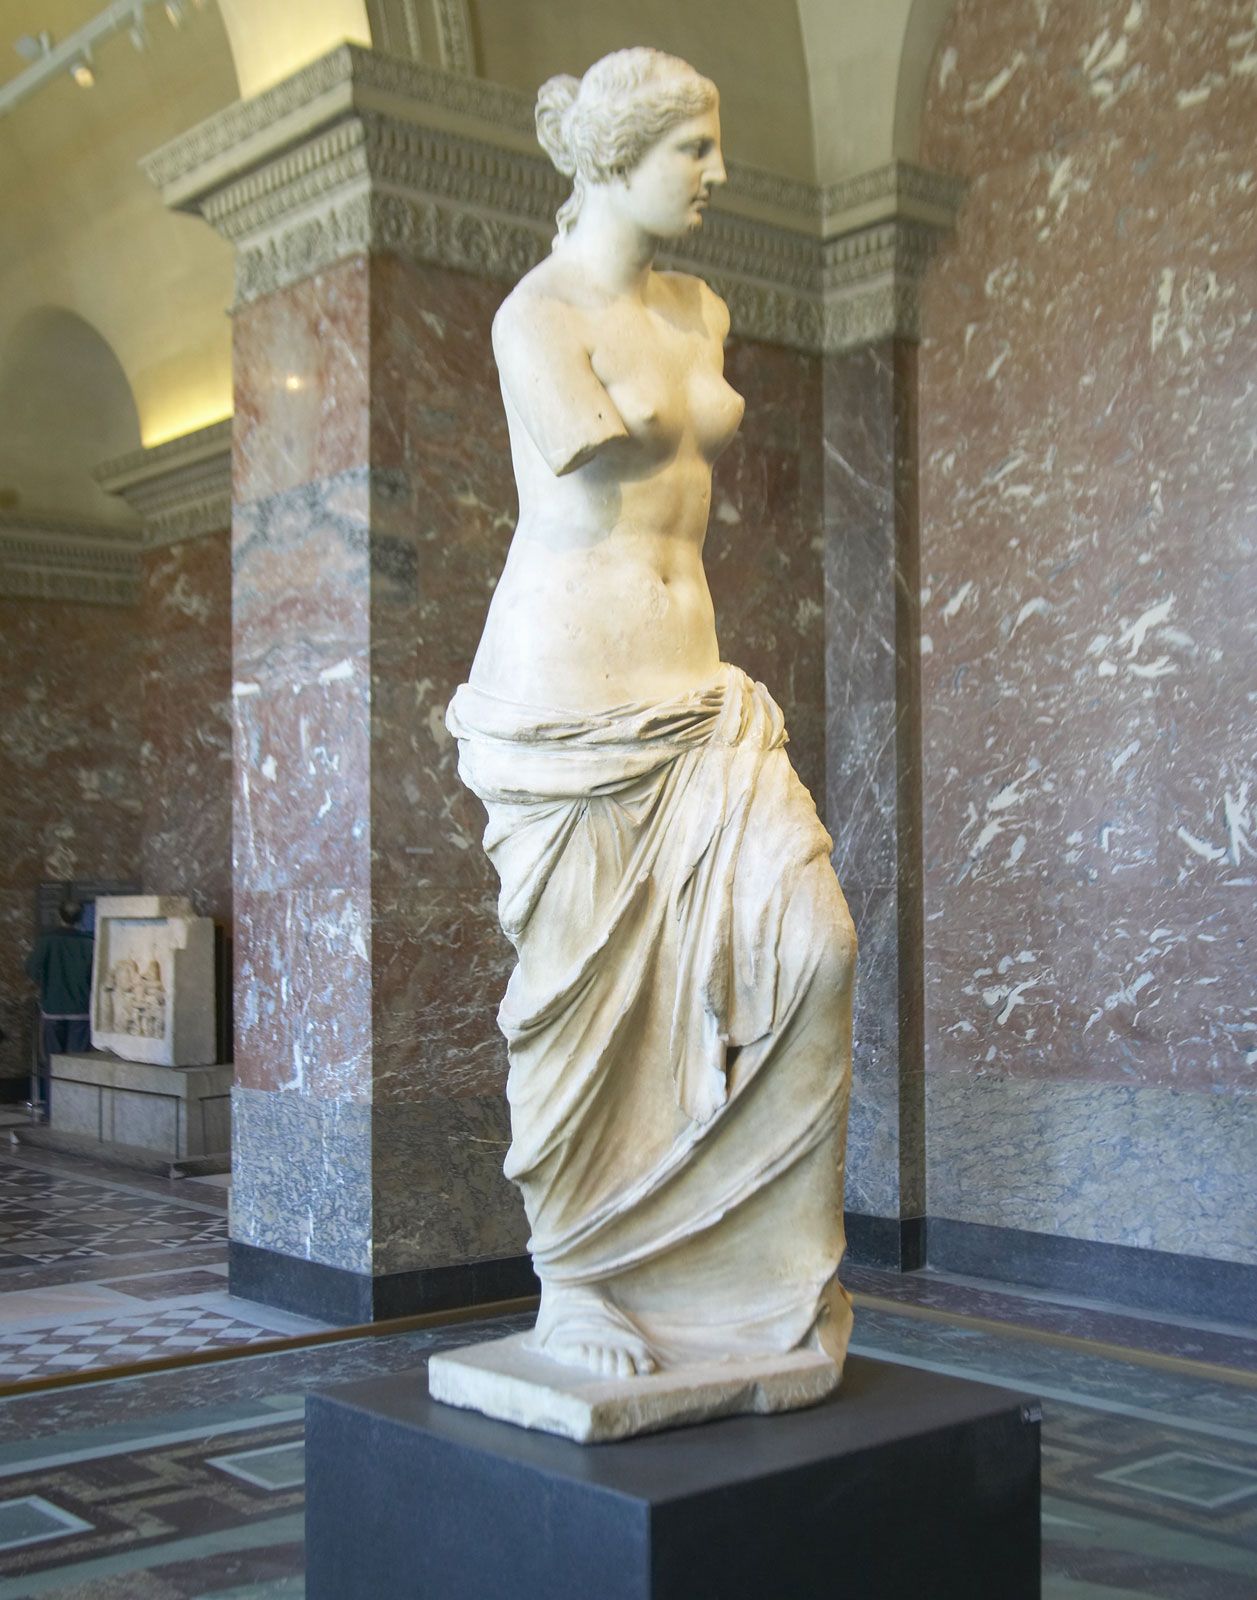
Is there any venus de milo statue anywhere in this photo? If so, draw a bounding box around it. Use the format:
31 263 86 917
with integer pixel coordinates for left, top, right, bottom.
433 47 857 1442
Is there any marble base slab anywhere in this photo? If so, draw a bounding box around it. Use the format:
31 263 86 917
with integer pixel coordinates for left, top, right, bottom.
428 1331 841 1443
48 1051 231 1159
306 1354 1041 1600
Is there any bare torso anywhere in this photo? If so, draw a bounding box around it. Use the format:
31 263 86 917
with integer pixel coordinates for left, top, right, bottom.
469 256 744 711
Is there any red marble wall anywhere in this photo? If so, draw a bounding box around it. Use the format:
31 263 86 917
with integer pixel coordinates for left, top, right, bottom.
0 599 143 1083
712 339 826 807
139 531 233 924
916 0 1257 1256
367 255 519 1109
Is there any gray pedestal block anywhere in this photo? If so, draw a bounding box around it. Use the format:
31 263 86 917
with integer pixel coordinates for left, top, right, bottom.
305 1353 1041 1600
49 1051 231 1159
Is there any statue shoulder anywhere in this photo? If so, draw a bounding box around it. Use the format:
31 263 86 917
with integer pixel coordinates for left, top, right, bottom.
655 271 732 342
491 270 628 477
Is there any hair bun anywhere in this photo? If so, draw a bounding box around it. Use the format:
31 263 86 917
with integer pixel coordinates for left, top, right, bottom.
536 74 580 176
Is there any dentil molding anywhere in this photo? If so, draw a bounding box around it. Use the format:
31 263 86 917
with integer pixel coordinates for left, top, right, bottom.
95 419 232 548
0 514 141 606
143 44 965 354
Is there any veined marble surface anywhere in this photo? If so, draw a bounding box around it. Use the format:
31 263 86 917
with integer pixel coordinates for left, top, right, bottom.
0 601 144 1081
139 531 232 924
917 0 1257 1255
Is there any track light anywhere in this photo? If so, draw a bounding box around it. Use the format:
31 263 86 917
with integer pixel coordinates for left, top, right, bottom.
2 0 205 118
14 31 53 61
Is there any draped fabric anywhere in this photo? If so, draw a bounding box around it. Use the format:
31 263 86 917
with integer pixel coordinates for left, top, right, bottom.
447 664 855 1366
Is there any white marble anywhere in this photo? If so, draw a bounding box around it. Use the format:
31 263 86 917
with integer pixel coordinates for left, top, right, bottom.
90 895 216 1067
438 51 856 1439
428 1333 841 1444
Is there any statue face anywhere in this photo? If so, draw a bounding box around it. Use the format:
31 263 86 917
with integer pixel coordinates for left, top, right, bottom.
619 108 727 238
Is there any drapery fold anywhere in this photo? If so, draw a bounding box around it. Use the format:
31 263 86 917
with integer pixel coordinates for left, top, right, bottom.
447 664 854 1363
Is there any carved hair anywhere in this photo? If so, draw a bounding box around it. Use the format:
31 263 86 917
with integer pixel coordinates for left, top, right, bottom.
536 49 718 240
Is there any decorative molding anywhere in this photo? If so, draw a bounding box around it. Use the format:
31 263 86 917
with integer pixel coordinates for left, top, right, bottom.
0 514 141 606
726 160 821 222
95 419 232 548
365 0 426 63
140 44 535 198
819 216 956 351
235 190 550 302
822 161 968 234
142 45 967 354
433 0 475 75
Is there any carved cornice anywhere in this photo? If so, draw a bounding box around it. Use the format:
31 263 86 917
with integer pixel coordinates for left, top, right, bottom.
235 190 551 303
140 44 537 200
433 0 474 74
95 419 232 548
0 514 141 606
819 215 957 351
822 161 968 235
143 45 967 354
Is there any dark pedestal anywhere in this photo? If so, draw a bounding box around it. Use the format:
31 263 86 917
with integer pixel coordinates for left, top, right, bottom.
305 1354 1041 1600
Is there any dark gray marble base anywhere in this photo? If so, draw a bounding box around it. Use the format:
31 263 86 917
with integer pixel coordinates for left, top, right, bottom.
228 1240 537 1325
928 1217 1257 1326
845 1210 927 1270
305 1355 1041 1600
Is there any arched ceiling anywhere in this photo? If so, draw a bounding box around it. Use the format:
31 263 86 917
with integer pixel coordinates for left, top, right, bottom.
0 0 955 524
0 0 239 512
0 307 140 523
469 0 816 183
799 0 958 183
216 0 371 98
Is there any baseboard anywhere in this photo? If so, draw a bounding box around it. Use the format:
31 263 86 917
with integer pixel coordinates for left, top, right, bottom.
926 1216 1257 1327
844 1212 927 1271
228 1241 539 1325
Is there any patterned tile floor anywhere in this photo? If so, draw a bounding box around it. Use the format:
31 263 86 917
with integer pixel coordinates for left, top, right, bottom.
0 1308 299 1383
0 1150 329 1382
0 1143 1252 1596
0 1282 1245 1597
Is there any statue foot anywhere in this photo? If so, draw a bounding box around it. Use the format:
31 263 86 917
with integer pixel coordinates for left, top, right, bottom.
532 1284 659 1378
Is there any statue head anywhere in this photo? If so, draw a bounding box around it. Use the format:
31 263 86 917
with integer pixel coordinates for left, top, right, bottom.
536 49 721 241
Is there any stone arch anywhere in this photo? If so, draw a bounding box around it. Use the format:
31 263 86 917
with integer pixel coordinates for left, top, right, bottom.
796 0 958 182
892 0 960 165
0 308 141 521
214 0 372 98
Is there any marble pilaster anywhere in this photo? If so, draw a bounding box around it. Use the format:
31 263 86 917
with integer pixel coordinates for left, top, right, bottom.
224 255 526 1317
821 176 960 1267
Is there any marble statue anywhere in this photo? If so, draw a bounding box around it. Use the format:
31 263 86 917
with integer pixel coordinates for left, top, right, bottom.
432 48 857 1442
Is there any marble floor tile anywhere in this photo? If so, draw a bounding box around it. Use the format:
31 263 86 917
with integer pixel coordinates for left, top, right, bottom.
0 1290 1250 1598
843 1261 1257 1373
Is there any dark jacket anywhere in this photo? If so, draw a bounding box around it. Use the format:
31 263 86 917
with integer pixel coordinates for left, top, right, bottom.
24 929 94 1016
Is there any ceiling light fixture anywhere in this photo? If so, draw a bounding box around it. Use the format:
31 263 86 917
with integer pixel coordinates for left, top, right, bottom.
1 0 203 118
14 31 53 62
